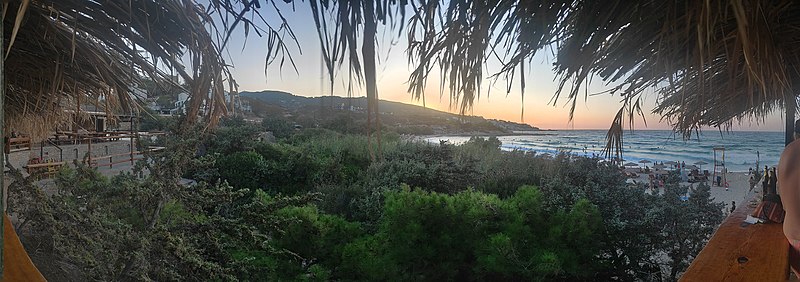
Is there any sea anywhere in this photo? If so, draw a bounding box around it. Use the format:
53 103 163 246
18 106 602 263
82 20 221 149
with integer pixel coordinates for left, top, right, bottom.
426 130 785 172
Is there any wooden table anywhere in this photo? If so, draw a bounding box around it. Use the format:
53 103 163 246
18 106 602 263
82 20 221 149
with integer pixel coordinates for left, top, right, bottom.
681 196 789 281
24 161 66 178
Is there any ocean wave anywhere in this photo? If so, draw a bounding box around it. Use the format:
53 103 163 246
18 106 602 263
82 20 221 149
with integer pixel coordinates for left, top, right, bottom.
432 130 785 172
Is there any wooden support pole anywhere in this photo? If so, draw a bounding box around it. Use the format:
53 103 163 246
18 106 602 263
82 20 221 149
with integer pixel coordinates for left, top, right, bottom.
1 15 6 278
787 96 797 147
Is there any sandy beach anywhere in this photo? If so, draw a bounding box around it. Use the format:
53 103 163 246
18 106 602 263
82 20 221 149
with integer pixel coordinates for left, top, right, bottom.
704 172 760 211
629 170 760 212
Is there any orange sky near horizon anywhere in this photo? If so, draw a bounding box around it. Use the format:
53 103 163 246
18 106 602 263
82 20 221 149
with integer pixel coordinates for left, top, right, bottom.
224 5 786 132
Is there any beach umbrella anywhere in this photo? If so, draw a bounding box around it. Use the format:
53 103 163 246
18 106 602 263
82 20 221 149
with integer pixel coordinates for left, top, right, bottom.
624 162 639 167
639 159 652 164
694 161 708 171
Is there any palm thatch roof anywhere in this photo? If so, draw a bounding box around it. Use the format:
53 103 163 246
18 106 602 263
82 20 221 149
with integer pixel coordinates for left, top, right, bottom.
4 0 233 139
227 0 800 156
397 0 800 155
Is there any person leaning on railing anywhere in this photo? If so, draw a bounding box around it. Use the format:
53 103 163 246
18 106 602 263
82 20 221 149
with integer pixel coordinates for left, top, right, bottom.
777 119 800 276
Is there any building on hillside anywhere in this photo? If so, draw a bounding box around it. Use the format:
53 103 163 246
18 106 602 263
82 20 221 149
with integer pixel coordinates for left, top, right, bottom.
172 92 190 115
171 91 252 116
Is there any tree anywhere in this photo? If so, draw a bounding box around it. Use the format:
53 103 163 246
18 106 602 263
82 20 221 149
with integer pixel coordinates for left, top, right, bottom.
658 181 724 281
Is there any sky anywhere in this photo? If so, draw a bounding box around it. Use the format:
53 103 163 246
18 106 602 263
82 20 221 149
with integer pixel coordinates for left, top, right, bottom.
219 3 785 131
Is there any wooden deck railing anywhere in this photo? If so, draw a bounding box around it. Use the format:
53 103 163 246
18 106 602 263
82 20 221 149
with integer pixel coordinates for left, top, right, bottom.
8 137 31 152
680 195 790 281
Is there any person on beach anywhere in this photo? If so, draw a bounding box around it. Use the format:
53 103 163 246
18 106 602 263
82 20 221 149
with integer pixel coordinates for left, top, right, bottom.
749 174 756 192
730 201 736 214
765 165 770 185
768 168 778 195
777 119 800 276
762 171 770 195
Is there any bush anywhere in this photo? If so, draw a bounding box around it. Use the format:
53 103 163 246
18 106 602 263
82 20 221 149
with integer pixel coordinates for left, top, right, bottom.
368 141 480 194
353 186 603 281
139 112 177 131
206 117 261 154
261 116 294 139
216 151 268 190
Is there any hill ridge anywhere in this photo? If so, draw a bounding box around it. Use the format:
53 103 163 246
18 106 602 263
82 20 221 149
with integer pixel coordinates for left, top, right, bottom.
240 90 539 134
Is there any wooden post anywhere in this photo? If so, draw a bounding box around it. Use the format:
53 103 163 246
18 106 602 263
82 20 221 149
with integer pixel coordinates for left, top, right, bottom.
132 110 138 165
74 95 79 145
129 133 134 165
87 135 92 166
0 15 5 278
787 96 796 147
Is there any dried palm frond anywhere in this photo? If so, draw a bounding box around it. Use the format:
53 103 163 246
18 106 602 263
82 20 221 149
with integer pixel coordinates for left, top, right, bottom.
403 0 800 156
4 0 242 140
220 1 800 157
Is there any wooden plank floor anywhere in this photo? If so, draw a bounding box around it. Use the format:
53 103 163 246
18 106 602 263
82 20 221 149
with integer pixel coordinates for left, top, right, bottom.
681 196 789 281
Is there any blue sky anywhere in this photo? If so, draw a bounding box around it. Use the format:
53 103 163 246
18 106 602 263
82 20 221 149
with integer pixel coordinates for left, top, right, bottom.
219 3 785 131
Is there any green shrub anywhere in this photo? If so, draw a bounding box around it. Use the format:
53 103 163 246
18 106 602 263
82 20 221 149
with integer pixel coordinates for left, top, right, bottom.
206 117 261 154
261 116 294 139
216 151 268 190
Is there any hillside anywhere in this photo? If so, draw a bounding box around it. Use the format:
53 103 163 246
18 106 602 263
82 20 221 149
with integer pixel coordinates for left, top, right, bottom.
240 90 539 135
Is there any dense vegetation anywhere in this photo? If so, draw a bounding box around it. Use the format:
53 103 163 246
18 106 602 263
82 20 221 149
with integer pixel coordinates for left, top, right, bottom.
8 117 723 281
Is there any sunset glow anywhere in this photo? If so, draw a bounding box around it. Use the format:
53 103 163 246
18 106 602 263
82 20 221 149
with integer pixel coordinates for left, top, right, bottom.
226 8 785 132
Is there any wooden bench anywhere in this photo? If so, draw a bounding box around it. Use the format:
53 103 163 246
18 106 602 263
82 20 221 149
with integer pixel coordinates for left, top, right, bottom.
681 195 789 281
23 162 66 179
8 137 31 152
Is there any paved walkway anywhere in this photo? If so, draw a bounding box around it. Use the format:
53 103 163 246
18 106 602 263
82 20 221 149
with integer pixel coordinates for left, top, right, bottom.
7 139 141 178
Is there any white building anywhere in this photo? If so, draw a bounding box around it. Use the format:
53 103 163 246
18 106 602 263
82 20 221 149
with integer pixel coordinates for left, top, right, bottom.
172 92 190 115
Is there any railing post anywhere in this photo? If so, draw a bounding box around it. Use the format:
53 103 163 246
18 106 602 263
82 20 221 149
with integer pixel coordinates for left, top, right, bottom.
87 136 92 167
130 133 134 165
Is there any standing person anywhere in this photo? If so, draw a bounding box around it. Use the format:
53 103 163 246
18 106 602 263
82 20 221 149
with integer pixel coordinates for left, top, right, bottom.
768 168 778 195
777 119 800 276
762 170 770 195
730 201 736 214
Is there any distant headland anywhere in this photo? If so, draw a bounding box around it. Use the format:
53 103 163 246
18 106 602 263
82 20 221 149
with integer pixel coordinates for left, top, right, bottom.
240 90 540 136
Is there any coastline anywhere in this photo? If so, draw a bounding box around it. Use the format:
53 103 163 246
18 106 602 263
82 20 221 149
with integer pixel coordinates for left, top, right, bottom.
415 131 782 173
